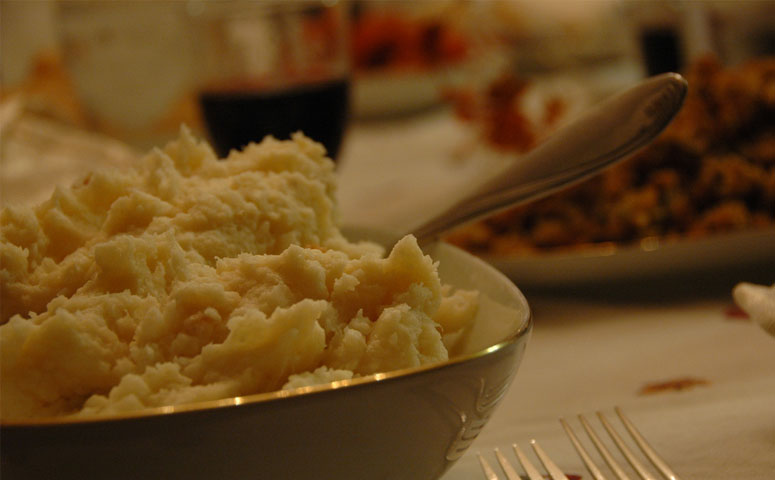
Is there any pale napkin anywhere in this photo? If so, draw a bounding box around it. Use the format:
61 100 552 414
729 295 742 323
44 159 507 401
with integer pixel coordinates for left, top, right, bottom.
733 282 775 337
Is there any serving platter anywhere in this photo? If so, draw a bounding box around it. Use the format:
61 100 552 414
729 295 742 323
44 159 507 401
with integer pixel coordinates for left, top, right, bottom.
482 227 775 287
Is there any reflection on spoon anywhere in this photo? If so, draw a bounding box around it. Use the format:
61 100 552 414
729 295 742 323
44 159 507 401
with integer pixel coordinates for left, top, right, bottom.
403 73 688 247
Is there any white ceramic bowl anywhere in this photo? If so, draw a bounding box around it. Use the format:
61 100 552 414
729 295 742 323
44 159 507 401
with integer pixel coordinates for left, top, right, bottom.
0 240 531 480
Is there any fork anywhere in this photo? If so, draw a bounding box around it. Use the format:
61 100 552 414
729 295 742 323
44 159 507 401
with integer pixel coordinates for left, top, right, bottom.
477 407 681 480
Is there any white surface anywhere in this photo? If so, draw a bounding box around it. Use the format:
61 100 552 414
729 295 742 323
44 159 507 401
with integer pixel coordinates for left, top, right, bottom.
440 294 775 479
338 108 502 234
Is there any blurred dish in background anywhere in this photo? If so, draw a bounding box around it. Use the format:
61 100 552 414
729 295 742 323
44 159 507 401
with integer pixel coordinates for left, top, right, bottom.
444 56 775 281
351 2 468 73
350 1 504 118
484 0 630 74
193 0 350 159
443 71 589 156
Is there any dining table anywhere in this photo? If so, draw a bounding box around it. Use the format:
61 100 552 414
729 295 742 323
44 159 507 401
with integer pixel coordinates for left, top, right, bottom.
442 288 775 480
2 66 774 480
335 101 775 480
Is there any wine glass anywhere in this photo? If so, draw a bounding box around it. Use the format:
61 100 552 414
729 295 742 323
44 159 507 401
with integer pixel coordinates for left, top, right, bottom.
192 0 351 161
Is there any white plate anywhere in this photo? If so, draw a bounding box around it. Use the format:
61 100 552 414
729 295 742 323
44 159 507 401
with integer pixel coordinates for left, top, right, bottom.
351 49 508 119
482 227 775 287
351 66 464 119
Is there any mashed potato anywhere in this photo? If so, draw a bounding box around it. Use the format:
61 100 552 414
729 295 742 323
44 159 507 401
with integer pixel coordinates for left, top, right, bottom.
0 129 478 420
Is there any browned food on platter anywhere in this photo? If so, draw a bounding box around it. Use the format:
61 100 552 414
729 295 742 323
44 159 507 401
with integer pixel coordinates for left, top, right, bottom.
445 55 775 255
443 72 567 153
351 8 469 73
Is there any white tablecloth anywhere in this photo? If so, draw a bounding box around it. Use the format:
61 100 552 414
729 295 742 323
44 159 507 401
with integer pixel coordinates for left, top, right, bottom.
337 108 501 236
440 292 775 479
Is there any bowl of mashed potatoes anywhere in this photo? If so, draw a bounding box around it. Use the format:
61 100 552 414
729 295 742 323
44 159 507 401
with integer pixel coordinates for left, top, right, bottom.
0 129 531 480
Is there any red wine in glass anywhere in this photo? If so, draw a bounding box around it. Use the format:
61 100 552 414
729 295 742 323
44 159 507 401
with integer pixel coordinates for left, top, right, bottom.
639 26 683 75
199 78 349 160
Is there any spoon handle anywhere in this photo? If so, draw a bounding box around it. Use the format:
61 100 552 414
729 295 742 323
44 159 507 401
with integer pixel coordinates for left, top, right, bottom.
411 72 688 246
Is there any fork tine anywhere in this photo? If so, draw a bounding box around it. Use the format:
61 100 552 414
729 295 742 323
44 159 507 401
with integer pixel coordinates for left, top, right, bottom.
579 414 633 480
530 439 570 480
561 418 608 480
597 411 658 480
512 442 546 480
494 447 521 480
615 407 682 480
477 451 500 480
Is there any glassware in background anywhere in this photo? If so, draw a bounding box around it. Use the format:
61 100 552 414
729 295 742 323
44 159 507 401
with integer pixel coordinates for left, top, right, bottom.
56 1 202 150
191 0 350 160
625 1 687 76
619 0 773 77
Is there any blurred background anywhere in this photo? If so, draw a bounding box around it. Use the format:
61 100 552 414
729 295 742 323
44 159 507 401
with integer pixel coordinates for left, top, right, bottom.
3 1 772 151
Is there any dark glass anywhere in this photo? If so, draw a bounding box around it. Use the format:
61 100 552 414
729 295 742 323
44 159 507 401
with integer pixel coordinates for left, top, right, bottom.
199 78 349 160
640 27 683 75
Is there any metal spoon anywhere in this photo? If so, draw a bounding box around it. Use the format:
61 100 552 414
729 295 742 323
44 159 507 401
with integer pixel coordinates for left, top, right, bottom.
405 72 688 247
